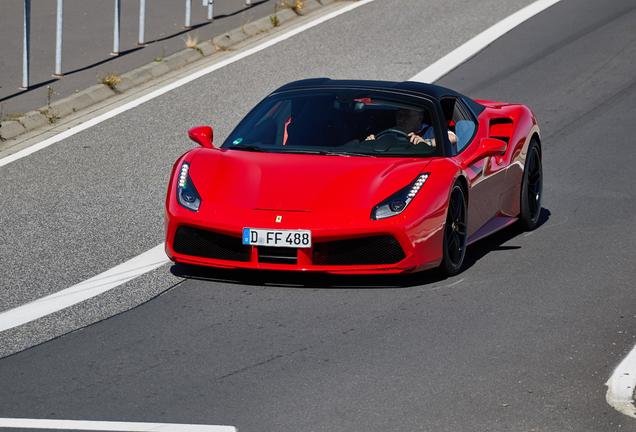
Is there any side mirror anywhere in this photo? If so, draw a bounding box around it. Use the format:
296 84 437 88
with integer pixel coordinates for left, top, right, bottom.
188 126 214 148
465 137 507 166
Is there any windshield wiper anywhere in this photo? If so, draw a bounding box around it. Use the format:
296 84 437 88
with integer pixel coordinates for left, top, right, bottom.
324 151 375 157
280 149 375 157
228 145 266 152
228 147 375 157
279 149 327 155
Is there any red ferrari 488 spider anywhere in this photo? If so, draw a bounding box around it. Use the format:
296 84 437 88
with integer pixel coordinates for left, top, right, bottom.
165 79 542 275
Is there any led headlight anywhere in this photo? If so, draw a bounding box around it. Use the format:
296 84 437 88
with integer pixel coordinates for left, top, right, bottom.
176 162 201 211
372 173 430 220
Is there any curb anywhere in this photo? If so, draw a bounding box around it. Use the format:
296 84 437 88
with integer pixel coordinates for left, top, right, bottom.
0 0 340 142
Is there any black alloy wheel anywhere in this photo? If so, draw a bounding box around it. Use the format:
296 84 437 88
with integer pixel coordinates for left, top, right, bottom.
440 184 468 276
519 140 543 230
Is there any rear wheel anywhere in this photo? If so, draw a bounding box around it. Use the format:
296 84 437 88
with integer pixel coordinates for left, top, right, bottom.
519 139 543 230
439 183 468 276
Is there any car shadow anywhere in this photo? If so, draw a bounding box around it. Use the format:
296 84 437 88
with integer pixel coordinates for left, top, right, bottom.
170 208 551 289
461 207 551 272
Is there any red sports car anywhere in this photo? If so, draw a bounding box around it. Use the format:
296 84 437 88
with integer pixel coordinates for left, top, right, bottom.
165 79 542 275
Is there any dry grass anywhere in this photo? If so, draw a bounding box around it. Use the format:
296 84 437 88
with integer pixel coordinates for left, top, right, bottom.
1 112 24 121
100 72 121 90
284 0 303 13
185 33 198 49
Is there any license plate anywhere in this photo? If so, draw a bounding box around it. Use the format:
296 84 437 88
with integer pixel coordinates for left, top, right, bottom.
242 228 312 248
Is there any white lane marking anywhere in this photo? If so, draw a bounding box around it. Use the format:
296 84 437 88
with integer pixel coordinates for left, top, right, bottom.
0 0 376 168
0 244 169 332
0 0 562 330
410 0 563 83
606 343 636 418
0 418 235 432
430 278 465 291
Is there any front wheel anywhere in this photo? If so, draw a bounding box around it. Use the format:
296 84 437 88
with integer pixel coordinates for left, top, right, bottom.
439 183 468 276
519 139 543 230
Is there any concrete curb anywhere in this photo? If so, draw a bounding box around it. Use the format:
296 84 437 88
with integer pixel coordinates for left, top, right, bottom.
0 0 342 142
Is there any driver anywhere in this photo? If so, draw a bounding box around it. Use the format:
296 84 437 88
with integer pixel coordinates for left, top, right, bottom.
366 109 457 147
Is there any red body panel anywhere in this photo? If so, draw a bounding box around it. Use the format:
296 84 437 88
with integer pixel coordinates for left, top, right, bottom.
165 99 539 274
461 100 540 238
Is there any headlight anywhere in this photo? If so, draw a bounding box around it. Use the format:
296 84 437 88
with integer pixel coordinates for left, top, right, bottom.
372 173 429 220
176 162 201 211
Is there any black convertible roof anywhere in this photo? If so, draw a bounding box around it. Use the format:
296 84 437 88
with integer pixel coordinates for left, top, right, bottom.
273 78 484 115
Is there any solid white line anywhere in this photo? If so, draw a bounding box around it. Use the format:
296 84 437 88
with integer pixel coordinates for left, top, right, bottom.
410 0 563 83
430 278 465 292
0 418 236 432
0 0 376 169
0 244 169 332
606 343 636 418
0 0 562 332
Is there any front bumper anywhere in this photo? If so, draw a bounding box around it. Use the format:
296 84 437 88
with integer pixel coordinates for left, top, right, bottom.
165 205 445 275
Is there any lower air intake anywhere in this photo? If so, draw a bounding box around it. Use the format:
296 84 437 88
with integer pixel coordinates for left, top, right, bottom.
173 226 250 262
313 235 405 265
258 246 298 264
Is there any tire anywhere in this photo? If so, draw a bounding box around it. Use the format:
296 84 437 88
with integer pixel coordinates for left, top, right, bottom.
519 139 543 230
439 183 468 276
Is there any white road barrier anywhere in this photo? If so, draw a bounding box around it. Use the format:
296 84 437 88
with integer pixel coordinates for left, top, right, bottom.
606 343 636 418
0 418 236 432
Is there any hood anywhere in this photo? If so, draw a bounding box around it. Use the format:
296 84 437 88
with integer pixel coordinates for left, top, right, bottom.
188 149 431 216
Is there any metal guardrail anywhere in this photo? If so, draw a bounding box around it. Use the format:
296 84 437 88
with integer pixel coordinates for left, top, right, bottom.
19 0 253 90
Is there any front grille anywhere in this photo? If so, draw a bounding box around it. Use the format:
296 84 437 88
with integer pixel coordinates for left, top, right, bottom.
313 235 405 265
173 226 250 261
258 246 298 264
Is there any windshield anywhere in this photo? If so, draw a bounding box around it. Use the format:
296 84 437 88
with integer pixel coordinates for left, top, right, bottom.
222 89 441 157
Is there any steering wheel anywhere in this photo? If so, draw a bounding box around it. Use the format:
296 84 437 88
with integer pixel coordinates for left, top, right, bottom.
375 128 409 140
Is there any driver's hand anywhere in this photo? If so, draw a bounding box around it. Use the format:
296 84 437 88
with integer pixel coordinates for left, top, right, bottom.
408 132 425 145
365 134 375 141
408 133 435 147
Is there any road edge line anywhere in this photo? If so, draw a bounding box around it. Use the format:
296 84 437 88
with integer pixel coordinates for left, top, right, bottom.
0 418 236 432
606 343 636 418
0 244 169 332
409 0 563 83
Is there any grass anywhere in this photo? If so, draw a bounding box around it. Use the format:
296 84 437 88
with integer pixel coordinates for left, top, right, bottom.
39 108 60 125
270 14 280 27
292 0 304 13
100 72 121 90
281 0 303 13
154 47 166 62
185 33 198 49
2 112 25 121
43 85 60 124
184 33 204 55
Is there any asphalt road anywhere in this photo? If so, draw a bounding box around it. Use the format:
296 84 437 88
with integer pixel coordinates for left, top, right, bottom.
1 0 636 431
0 0 277 115
0 0 532 355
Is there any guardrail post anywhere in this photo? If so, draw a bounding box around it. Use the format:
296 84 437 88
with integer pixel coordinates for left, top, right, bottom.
245 0 251 6
207 0 214 21
54 0 64 76
184 0 192 29
111 0 121 55
20 0 31 89
138 0 146 45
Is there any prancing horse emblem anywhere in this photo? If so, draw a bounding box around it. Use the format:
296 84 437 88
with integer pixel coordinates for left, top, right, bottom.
275 215 282 223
